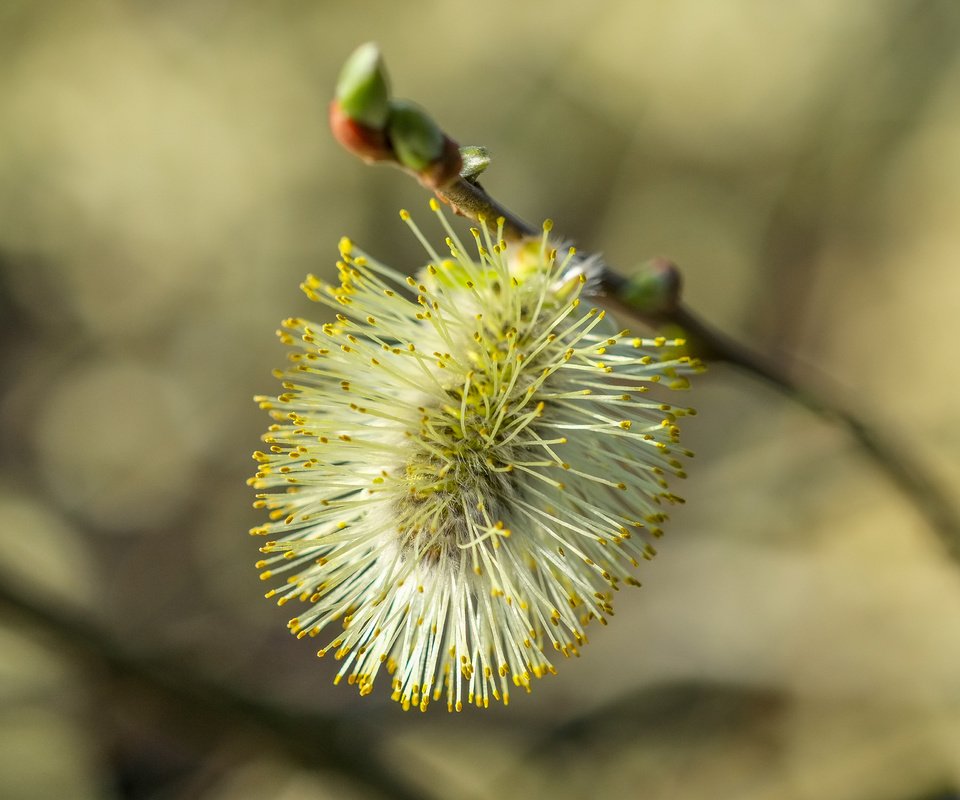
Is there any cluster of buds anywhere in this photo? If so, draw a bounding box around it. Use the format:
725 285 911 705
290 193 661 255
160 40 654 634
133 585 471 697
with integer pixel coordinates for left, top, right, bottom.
329 43 464 191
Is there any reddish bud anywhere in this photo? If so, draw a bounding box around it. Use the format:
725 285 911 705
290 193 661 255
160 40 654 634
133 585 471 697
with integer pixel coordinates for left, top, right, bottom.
329 100 393 163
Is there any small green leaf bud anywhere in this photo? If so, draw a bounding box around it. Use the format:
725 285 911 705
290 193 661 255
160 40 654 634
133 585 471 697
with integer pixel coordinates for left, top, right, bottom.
335 42 390 129
387 99 446 172
459 146 491 182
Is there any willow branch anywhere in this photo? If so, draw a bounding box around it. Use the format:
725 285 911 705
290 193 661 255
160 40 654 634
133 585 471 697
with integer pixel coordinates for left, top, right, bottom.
328 43 960 560
435 176 537 241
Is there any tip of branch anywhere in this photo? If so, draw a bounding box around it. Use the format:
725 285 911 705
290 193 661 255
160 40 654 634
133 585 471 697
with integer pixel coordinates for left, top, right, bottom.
329 44 462 189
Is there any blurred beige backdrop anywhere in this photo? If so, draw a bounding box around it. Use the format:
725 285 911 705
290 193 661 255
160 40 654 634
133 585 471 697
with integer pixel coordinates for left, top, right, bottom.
1 1 959 798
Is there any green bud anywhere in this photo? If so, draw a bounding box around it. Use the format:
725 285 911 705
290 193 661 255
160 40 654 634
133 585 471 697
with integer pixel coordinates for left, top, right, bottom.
620 258 682 315
459 145 491 182
387 99 445 172
336 42 390 129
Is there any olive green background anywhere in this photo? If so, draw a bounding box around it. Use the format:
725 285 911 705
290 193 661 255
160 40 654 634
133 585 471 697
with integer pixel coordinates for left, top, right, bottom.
1 1 959 798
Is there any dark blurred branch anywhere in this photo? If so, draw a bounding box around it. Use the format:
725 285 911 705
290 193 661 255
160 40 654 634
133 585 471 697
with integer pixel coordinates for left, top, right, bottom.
520 680 788 762
0 578 424 800
498 680 958 800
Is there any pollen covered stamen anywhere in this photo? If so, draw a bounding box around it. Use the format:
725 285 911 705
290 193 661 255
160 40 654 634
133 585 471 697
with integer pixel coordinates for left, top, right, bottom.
251 202 697 710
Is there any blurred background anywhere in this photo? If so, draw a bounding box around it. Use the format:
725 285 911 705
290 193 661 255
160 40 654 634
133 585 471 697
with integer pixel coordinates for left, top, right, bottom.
2 1 960 798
